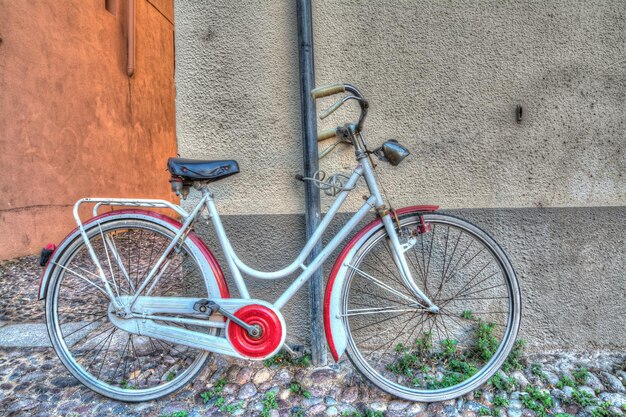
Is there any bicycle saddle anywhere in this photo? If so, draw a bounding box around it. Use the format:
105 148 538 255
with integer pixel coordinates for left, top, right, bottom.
167 157 240 182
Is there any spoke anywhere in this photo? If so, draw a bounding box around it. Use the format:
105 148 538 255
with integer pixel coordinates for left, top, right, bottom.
424 225 436 285
346 264 424 307
449 271 501 300
408 247 428 291
450 259 493 299
350 284 419 309
340 306 424 317
440 239 474 287
84 326 117 370
371 245 415 296
350 310 415 333
98 224 121 298
62 315 107 338
97 328 117 379
105 234 135 293
439 226 450 288
53 262 110 298
441 294 508 302
436 228 462 298
371 309 421 355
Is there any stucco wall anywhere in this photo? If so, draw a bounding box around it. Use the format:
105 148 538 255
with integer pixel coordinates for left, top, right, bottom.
174 1 626 350
0 0 177 259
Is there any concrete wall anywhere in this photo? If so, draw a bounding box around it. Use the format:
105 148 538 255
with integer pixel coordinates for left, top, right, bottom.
0 0 178 259
174 1 626 351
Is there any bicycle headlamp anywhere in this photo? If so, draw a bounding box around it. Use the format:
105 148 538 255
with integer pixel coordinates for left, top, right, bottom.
373 139 410 166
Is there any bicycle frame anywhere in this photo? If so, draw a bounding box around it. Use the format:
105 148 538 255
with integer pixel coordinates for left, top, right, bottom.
71 150 435 318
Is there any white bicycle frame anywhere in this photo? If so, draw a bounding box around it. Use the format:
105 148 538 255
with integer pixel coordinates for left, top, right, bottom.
70 148 436 356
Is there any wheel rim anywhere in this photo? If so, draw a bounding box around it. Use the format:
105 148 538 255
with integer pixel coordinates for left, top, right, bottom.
342 214 520 400
48 219 213 399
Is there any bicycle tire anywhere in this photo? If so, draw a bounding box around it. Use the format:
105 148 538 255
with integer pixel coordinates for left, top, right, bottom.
341 212 521 402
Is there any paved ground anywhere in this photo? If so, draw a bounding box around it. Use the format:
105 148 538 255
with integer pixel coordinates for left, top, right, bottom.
1 256 625 417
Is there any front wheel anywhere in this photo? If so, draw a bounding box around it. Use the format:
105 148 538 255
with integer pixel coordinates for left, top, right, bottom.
342 212 521 402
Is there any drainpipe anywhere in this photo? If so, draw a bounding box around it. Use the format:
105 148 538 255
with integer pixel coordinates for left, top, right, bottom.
127 0 135 77
297 0 326 366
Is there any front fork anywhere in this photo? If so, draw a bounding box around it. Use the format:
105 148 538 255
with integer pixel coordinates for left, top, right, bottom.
380 213 439 312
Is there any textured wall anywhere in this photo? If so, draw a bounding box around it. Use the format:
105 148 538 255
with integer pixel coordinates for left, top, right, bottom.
0 0 177 259
174 1 626 350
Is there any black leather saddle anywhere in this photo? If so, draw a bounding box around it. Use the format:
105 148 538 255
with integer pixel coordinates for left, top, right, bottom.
167 157 239 182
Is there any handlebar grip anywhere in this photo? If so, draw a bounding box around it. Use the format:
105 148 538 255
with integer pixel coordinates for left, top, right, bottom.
311 83 345 99
317 127 338 142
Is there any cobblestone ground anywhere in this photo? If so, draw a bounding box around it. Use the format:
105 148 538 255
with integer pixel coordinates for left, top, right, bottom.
0 256 43 323
1 347 625 417
1 257 625 417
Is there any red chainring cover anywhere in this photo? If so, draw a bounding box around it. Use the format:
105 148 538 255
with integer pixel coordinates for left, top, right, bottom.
227 304 283 359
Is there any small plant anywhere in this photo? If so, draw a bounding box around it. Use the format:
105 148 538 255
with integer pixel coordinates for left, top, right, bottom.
162 412 188 417
264 350 312 367
119 380 136 390
493 395 510 407
572 367 590 385
502 339 526 372
261 391 279 417
489 373 518 392
290 381 312 398
474 389 483 399
478 407 492 415
553 414 574 417
461 309 476 320
556 375 577 389
200 378 227 403
569 389 597 407
440 338 459 358
199 379 242 414
415 331 433 358
590 401 617 417
531 363 549 383
475 321 499 361
521 385 554 417
364 410 385 417
166 371 176 382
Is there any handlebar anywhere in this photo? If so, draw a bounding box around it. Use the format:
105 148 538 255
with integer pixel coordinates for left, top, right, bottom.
310 83 345 99
317 127 338 141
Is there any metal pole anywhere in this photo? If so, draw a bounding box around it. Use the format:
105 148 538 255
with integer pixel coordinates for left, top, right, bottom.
297 0 326 366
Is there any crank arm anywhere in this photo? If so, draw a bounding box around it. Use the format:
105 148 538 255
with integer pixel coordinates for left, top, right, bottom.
200 300 260 337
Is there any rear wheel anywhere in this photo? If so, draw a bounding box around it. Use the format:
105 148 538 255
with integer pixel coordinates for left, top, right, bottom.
342 213 521 402
46 216 217 401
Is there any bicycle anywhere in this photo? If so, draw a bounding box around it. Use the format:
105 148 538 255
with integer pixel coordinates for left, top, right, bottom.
38 83 521 402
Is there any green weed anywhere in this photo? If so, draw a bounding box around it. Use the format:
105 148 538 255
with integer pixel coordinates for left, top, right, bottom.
556 375 577 389
493 395 510 407
261 391 278 417
162 412 188 417
461 310 476 320
521 385 554 417
289 381 311 398
572 367 590 385
264 350 312 367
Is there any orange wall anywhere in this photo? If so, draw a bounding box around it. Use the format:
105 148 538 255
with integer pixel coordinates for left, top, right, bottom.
0 0 177 259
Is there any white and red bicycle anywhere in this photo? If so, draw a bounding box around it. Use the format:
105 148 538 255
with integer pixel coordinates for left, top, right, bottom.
39 83 521 402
